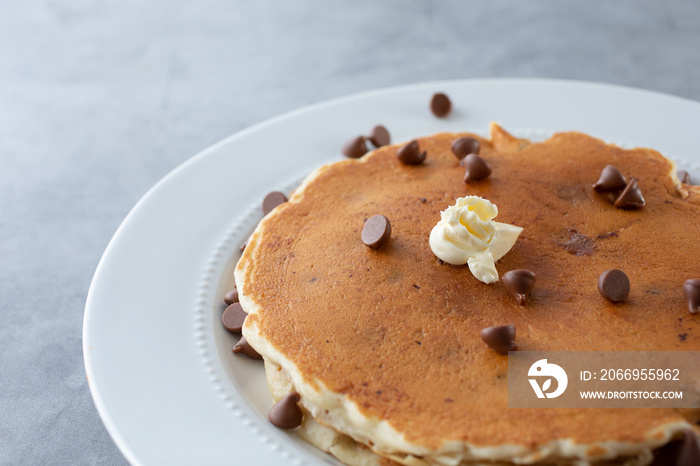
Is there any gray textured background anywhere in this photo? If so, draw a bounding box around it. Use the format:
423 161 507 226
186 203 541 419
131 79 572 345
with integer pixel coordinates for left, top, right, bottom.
1 0 699 464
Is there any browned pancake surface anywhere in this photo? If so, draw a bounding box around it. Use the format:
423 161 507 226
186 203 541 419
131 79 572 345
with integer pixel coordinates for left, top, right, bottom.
240 127 700 450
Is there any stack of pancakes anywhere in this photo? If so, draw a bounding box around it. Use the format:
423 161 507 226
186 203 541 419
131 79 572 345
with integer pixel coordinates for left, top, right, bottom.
235 124 699 465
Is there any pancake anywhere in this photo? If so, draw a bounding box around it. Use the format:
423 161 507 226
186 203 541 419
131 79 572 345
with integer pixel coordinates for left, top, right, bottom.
235 124 700 465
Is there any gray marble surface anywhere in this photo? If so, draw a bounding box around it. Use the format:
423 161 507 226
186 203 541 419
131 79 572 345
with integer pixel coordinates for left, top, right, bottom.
1 0 699 464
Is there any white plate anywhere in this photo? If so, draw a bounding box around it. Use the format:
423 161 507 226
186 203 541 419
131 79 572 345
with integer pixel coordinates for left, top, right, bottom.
83 79 700 466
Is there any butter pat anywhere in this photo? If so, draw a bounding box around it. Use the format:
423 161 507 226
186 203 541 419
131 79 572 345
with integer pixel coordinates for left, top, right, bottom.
429 196 522 284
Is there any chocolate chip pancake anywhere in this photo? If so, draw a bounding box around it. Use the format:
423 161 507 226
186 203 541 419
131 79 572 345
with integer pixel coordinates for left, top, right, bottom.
235 124 700 465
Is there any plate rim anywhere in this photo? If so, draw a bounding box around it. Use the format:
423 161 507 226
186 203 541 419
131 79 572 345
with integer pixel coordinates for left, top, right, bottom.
83 77 700 465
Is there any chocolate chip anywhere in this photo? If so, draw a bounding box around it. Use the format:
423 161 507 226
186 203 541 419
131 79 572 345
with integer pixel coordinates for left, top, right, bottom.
502 270 536 305
233 336 262 359
222 303 247 333
362 215 391 249
269 392 303 429
683 279 700 314
593 165 627 193
397 140 426 165
462 154 492 183
430 92 451 117
651 430 700 466
678 430 700 464
342 135 368 158
598 269 630 303
262 191 288 215
224 288 239 305
678 170 692 184
480 325 517 355
560 229 596 256
367 125 390 148
614 178 645 210
451 137 481 159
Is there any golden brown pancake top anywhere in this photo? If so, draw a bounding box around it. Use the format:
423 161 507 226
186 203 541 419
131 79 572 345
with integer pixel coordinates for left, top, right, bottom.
239 126 700 450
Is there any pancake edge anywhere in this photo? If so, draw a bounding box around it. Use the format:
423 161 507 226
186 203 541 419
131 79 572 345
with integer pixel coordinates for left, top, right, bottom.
235 125 699 465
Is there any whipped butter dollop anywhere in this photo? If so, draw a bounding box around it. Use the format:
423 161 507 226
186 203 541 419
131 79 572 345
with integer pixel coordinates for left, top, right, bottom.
429 196 523 284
